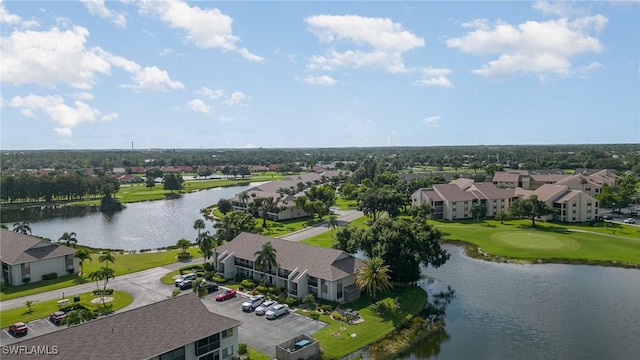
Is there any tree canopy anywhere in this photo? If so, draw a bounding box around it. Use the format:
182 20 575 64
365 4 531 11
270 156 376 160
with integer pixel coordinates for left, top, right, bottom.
509 195 555 226
214 211 258 243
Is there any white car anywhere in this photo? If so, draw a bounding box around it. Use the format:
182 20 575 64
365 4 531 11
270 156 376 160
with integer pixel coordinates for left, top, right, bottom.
623 218 636 224
175 273 197 287
241 295 265 312
265 304 289 320
255 300 278 316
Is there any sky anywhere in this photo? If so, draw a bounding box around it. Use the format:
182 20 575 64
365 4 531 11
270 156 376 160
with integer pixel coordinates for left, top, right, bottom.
1 0 638 150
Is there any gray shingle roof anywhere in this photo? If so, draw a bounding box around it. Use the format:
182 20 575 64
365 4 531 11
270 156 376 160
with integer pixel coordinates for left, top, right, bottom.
217 232 363 281
0 230 76 265
4 293 241 360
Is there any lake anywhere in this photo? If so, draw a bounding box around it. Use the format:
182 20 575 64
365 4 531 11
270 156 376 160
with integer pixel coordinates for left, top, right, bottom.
0 182 265 250
405 244 640 360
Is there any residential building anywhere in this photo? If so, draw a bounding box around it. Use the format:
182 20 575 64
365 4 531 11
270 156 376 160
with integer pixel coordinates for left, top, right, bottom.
1 230 78 286
216 232 364 303
521 184 599 222
3 293 241 360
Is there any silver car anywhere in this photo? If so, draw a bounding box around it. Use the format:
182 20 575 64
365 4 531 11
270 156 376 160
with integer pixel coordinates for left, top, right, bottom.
241 294 265 312
265 304 289 320
255 300 277 316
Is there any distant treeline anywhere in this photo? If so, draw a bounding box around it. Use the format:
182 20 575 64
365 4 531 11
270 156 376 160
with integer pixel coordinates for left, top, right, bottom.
1 144 639 175
1 172 120 204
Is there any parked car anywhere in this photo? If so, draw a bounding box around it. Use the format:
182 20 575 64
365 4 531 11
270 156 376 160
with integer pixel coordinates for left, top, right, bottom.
265 304 289 320
602 214 614 220
241 294 265 312
177 279 193 290
255 300 278 316
215 289 237 301
623 218 636 224
203 281 219 293
8 322 28 336
175 273 197 287
49 311 67 325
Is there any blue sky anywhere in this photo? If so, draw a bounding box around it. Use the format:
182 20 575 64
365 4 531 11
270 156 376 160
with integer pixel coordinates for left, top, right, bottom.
1 1 638 150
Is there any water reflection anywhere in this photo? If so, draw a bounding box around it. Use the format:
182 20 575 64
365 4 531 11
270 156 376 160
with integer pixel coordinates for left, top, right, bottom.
1 205 101 223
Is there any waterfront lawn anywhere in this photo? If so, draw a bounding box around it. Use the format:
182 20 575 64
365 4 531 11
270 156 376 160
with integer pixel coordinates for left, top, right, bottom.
437 221 640 265
302 216 370 248
82 247 201 277
310 285 426 359
0 276 86 301
0 290 133 328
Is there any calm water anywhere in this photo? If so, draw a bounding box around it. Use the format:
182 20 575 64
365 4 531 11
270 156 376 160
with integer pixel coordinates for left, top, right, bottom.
1 182 264 250
405 244 640 360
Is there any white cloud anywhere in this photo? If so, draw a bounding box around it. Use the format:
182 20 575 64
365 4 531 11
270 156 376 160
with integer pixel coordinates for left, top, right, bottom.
446 15 607 79
0 0 24 26
81 0 127 28
578 61 602 78
305 14 424 73
196 87 224 100
9 94 115 136
159 48 173 56
224 91 249 106
73 92 95 100
303 75 337 86
219 115 233 123
187 99 211 114
423 116 440 127
415 67 453 87
532 1 588 18
242 143 257 149
139 0 263 62
124 66 184 92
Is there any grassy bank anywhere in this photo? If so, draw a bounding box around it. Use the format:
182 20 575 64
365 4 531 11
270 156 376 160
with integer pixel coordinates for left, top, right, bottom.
310 285 427 359
301 216 369 248
0 290 133 328
435 219 640 267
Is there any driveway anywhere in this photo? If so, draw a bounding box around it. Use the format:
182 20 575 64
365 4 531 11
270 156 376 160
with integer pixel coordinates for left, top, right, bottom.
280 210 363 242
200 290 326 357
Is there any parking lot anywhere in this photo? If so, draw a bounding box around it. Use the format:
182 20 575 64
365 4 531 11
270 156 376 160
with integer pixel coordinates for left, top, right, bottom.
201 290 326 357
1 317 66 345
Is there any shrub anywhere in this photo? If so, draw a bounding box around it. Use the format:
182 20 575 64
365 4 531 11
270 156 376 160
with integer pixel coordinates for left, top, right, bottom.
256 285 267 294
320 304 334 312
92 289 114 295
302 293 316 305
203 263 215 272
42 272 58 281
241 279 254 288
177 253 193 260
179 264 203 274
204 271 215 281
309 312 321 321
238 343 248 355
214 276 227 284
67 268 75 274
22 278 30 284
286 297 299 307
331 311 348 322
172 289 181 297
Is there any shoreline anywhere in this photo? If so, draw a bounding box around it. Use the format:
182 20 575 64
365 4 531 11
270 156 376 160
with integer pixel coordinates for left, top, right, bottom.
445 239 640 270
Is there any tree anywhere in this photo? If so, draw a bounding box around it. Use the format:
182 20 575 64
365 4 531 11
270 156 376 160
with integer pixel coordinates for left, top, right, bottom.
12 221 32 235
347 217 449 283
176 238 191 256
88 267 115 307
254 241 278 285
98 251 115 268
251 196 281 228
24 300 36 314
217 198 233 215
410 203 434 222
214 211 259 243
198 231 215 267
145 176 156 189
192 278 208 298
74 248 92 275
238 191 250 211
355 257 393 303
327 214 339 239
193 219 206 239
509 195 555 227
495 211 509 224
471 202 486 222
58 232 78 248
163 173 184 193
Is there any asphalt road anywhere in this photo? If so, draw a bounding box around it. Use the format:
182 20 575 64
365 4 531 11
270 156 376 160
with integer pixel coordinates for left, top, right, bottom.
280 210 363 242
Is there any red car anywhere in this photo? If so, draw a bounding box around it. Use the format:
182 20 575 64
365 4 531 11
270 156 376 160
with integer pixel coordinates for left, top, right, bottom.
9 322 28 336
49 311 66 325
215 289 236 301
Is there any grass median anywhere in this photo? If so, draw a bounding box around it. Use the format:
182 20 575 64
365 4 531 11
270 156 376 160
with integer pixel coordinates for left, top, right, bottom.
1 291 133 328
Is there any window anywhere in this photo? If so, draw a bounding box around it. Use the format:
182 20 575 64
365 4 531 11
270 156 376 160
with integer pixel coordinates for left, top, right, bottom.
221 328 233 339
221 346 234 359
160 347 185 360
196 333 220 356
199 352 219 360
337 281 343 299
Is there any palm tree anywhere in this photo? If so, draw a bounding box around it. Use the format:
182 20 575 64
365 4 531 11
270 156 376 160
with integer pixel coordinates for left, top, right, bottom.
471 202 485 222
74 248 92 276
254 241 278 285
58 232 78 248
12 221 31 235
355 257 393 304
198 232 214 267
193 219 206 241
97 267 115 306
327 214 339 239
176 238 191 256
98 251 115 268
239 191 250 212
495 211 509 224
192 278 208 299
65 310 82 327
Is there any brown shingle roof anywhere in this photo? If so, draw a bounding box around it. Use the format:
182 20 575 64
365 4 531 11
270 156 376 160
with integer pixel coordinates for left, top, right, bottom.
532 184 569 202
492 172 522 183
468 183 515 200
0 230 76 265
217 232 363 281
433 184 476 202
5 293 241 360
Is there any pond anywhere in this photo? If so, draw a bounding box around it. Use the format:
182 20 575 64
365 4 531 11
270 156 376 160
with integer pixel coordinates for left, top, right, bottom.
404 244 640 360
0 182 265 250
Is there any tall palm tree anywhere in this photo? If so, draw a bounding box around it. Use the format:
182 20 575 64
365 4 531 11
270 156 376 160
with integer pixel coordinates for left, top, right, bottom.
198 232 214 267
58 232 78 248
74 248 92 276
193 219 206 241
239 191 250 212
192 278 208 299
355 257 393 303
97 267 115 306
254 241 278 285
12 221 31 235
327 214 339 239
471 202 485 222
98 251 115 268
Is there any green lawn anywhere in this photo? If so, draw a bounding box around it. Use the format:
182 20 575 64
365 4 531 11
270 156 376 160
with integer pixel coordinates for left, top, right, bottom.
435 219 640 265
334 198 358 210
302 216 370 248
0 276 86 301
1 290 133 328
310 286 427 359
246 347 272 360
